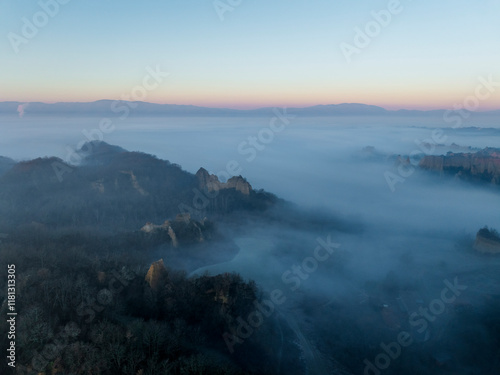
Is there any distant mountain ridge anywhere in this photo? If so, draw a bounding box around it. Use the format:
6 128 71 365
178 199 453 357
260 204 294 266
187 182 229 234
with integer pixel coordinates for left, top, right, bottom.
1 100 499 117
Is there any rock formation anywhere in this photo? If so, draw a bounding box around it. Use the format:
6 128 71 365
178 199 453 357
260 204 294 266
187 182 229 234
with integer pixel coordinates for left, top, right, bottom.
141 220 178 247
140 221 168 233
0 142 276 231
473 227 500 254
167 226 178 247
145 259 167 290
120 170 148 196
140 214 210 247
196 167 252 195
419 148 500 185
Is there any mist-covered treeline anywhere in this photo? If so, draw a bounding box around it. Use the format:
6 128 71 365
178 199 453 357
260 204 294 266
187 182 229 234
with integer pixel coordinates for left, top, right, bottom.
0 227 302 374
1 124 500 375
0 141 278 233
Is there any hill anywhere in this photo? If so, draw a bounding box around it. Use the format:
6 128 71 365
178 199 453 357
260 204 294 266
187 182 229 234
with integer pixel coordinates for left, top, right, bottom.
0 156 15 177
0 142 278 232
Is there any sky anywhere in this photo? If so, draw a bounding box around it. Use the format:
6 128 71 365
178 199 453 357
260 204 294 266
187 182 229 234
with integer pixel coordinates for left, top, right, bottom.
0 0 499 110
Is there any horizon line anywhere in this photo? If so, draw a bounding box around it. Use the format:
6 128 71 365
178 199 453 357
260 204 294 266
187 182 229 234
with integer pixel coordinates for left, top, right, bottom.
1 100 499 113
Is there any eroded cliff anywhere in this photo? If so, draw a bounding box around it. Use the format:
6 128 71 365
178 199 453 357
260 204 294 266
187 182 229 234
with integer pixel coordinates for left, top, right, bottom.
419 148 500 185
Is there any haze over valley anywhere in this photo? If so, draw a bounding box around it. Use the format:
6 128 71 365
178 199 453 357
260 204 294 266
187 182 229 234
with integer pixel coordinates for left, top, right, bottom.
1 109 500 374
1 0 499 374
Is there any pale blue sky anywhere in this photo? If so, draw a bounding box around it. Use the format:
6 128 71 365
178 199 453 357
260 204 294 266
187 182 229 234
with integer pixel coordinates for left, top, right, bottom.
1 0 499 109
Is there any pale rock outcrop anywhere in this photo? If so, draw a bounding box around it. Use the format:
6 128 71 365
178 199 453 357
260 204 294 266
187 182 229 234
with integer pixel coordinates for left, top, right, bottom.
196 168 252 195
141 220 179 247
474 228 500 254
167 226 178 247
120 170 148 196
419 148 500 185
141 222 159 233
145 259 167 290
474 237 500 254
140 214 209 246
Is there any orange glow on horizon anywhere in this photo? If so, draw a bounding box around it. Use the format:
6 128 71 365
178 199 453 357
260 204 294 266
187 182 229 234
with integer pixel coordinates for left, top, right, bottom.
1 87 498 112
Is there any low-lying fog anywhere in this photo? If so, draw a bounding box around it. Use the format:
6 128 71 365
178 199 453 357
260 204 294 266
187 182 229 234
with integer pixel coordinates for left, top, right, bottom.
1 114 498 233
2 113 500 373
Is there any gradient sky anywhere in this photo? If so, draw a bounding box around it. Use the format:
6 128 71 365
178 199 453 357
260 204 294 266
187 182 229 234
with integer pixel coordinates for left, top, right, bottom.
1 0 499 110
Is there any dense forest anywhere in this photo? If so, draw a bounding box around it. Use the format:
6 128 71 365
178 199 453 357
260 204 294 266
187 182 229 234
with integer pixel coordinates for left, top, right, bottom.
0 142 303 374
2 142 500 374
0 227 302 374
